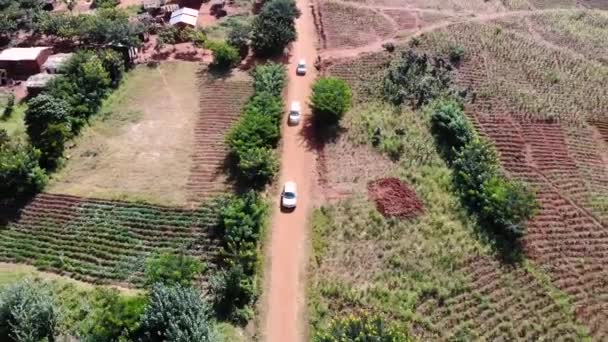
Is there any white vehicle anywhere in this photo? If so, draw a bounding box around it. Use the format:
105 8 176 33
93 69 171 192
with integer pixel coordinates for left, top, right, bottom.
296 59 306 75
281 181 297 209
288 101 301 125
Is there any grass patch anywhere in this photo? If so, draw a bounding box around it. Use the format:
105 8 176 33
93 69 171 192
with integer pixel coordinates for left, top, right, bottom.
0 98 27 140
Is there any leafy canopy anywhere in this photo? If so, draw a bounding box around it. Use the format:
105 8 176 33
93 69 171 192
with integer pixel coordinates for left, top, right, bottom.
145 253 204 287
251 0 300 56
310 77 352 125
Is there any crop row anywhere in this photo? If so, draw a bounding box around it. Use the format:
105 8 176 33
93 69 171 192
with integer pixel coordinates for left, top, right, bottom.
0 193 223 287
415 257 585 341
187 74 252 202
473 114 608 339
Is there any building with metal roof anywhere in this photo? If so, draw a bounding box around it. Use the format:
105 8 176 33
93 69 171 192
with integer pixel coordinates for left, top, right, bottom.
0 47 52 79
170 7 199 27
42 53 73 74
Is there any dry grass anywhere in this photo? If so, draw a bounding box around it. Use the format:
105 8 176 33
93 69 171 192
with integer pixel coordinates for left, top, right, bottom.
47 62 201 206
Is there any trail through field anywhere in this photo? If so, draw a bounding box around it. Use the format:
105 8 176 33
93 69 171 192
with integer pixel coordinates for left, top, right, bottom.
320 8 573 60
263 0 318 341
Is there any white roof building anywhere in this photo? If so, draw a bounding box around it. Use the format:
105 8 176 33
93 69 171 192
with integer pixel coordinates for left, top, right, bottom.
169 7 199 27
0 47 51 61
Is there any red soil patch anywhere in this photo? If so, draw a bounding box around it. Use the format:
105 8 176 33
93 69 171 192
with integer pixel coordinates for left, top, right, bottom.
367 177 424 218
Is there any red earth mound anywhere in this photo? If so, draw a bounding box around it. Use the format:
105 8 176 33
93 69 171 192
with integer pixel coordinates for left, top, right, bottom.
368 178 424 218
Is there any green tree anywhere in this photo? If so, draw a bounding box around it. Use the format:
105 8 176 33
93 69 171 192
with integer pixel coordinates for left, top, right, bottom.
227 23 250 58
383 50 453 108
251 63 286 97
207 40 240 69
481 176 538 237
92 0 119 8
452 137 498 210
145 253 204 287
79 288 146 342
226 111 280 154
0 141 47 201
210 264 256 324
137 284 216 342
310 77 352 125
24 94 70 141
428 97 474 159
251 0 300 56
237 146 279 185
314 314 409 342
99 49 126 88
0 280 59 342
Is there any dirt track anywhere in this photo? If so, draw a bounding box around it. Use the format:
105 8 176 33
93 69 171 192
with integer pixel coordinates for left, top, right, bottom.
263 0 318 340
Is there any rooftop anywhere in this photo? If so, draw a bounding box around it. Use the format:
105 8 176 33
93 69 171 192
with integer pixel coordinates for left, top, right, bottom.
25 73 58 89
42 53 73 72
0 47 51 61
170 7 199 26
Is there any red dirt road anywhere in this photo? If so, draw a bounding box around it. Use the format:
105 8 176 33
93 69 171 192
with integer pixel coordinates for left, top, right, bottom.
263 0 318 340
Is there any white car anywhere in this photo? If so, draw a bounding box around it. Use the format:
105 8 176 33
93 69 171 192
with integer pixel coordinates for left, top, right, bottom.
288 101 301 125
296 59 306 75
281 181 297 209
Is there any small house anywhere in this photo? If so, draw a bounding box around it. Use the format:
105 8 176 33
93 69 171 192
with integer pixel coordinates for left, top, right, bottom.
170 7 199 28
42 53 73 74
0 47 52 79
25 73 58 95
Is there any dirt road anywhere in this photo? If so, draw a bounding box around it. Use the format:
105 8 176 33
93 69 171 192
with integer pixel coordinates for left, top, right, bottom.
263 0 318 340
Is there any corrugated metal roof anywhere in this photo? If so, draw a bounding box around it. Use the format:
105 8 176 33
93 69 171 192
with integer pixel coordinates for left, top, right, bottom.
42 53 73 73
0 47 51 61
169 8 198 26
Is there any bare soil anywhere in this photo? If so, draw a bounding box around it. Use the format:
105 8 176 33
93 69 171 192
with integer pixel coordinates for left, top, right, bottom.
368 177 424 218
47 62 201 206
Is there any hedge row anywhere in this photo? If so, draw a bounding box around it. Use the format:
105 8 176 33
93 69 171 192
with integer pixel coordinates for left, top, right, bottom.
226 63 286 188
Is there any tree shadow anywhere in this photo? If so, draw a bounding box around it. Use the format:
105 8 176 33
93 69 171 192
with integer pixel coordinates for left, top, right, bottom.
298 114 345 154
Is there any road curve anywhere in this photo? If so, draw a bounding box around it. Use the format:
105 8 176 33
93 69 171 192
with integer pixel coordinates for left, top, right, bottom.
263 0 318 340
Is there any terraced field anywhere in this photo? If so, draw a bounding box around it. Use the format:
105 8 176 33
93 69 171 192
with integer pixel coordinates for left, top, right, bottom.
312 6 608 341
0 193 223 287
186 71 252 203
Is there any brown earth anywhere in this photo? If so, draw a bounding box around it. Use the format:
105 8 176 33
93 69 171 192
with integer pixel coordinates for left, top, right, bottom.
368 177 424 218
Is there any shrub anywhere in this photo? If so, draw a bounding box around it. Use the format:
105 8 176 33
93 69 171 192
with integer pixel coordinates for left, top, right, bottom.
452 137 498 210
314 314 409 342
99 49 126 88
428 97 474 159
0 280 59 342
210 264 256 324
0 141 47 202
226 110 280 154
310 77 352 125
0 128 8 147
481 176 538 237
227 23 250 57
244 92 284 125
383 50 453 108
251 0 300 56
137 284 216 342
251 63 286 97
145 253 204 287
237 146 279 185
92 0 119 8
79 288 146 342
448 45 465 63
208 40 240 69
3 93 14 117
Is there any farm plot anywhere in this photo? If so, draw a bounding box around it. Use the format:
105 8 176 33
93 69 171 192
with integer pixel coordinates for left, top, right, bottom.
47 62 201 206
317 1 396 49
338 0 505 12
308 95 587 339
0 193 222 287
186 70 252 203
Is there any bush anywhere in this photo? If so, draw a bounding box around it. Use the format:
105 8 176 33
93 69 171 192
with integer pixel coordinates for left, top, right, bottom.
314 314 409 342
207 40 240 69
310 77 352 125
92 0 119 8
3 93 15 117
145 253 204 287
237 146 279 185
251 0 300 56
226 110 280 154
448 45 465 64
210 264 256 324
244 92 284 125
0 141 47 202
227 23 250 57
24 94 71 141
251 63 286 97
79 288 146 342
481 176 538 237
0 128 8 147
383 50 453 108
428 97 473 159
137 284 216 342
0 280 59 342
452 137 498 210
